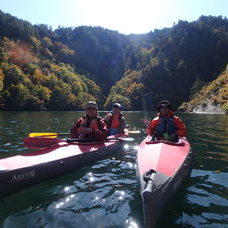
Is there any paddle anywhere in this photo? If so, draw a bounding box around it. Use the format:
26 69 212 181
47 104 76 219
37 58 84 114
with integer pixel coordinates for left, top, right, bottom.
29 130 140 138
128 130 141 134
24 136 134 149
29 132 70 137
109 137 134 142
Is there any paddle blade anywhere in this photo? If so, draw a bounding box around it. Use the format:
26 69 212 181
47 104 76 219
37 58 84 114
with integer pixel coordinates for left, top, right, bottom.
24 137 64 149
117 137 135 142
128 130 141 134
29 132 58 137
29 132 70 137
23 137 96 149
107 132 135 142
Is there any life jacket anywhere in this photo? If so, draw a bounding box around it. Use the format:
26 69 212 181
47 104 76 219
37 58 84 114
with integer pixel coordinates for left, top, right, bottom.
155 116 177 136
107 113 122 129
81 115 99 130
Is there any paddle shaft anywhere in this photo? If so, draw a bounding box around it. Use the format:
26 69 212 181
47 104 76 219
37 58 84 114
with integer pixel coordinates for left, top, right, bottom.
29 130 140 138
24 136 134 149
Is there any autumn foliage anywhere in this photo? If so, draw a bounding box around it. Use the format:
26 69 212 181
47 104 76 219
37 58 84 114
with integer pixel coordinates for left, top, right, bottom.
0 10 228 112
4 38 38 66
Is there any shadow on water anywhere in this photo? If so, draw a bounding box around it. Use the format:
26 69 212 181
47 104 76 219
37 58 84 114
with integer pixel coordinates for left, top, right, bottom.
156 178 193 228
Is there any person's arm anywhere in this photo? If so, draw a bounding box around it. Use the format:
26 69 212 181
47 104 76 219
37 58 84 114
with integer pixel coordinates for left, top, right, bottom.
70 118 82 138
173 116 186 137
87 119 108 141
102 113 112 124
146 118 159 135
118 117 126 133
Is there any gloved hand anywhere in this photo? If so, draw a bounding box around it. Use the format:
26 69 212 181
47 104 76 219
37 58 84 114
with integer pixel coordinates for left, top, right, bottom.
163 133 170 140
169 133 178 142
77 126 92 135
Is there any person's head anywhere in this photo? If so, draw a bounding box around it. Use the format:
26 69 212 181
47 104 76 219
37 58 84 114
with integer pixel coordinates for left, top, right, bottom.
112 103 122 114
85 101 98 117
156 100 173 115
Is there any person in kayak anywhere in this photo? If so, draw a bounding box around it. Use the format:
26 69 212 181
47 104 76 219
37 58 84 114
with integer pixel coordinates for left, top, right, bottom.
102 103 126 135
70 101 108 141
146 100 186 142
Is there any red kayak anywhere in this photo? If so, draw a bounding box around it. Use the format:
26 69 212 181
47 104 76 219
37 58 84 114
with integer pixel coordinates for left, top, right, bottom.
136 136 192 228
0 133 130 198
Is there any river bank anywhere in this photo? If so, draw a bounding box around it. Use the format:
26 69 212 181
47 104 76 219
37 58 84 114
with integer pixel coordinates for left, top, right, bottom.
192 101 226 114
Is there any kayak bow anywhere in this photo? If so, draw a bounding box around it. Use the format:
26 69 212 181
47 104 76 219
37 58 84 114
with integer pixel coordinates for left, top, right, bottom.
136 136 192 227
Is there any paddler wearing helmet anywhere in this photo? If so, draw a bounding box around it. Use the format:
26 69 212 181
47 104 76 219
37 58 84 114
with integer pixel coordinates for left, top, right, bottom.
146 100 186 142
102 103 126 135
70 101 108 141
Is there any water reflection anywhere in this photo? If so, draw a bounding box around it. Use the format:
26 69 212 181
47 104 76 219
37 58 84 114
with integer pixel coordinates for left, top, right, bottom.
125 218 139 228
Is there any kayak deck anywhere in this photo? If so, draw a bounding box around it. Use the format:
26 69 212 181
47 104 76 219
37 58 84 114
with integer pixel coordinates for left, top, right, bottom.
0 135 126 197
138 137 190 177
0 141 116 171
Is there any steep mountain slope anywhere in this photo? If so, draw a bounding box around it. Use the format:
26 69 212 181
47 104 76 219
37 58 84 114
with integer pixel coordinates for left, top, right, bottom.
54 26 132 92
179 64 228 114
116 16 228 110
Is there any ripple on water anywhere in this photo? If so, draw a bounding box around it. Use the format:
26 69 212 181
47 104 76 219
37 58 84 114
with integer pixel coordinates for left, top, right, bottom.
185 169 228 226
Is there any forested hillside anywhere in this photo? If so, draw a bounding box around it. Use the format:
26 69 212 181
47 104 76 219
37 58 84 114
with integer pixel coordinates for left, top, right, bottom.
107 16 228 110
0 10 227 111
179 64 228 113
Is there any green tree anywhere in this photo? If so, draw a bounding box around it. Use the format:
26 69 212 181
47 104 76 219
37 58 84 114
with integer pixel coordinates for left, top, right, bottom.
189 77 205 99
4 83 30 110
23 95 44 110
47 83 72 110
104 93 131 110
0 69 4 92
72 81 83 95
0 69 4 108
3 64 28 87
33 84 52 108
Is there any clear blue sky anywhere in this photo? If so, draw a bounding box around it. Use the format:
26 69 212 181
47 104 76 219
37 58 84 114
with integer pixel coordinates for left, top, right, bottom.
1 0 228 34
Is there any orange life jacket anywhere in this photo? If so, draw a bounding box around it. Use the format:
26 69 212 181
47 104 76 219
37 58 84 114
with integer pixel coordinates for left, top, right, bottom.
147 111 186 137
111 114 121 128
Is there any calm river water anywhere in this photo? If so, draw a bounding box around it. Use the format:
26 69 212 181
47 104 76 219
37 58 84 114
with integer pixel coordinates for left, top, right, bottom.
0 111 227 228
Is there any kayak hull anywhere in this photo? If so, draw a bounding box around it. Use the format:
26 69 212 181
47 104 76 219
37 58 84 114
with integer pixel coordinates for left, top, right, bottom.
136 136 192 228
0 136 125 198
